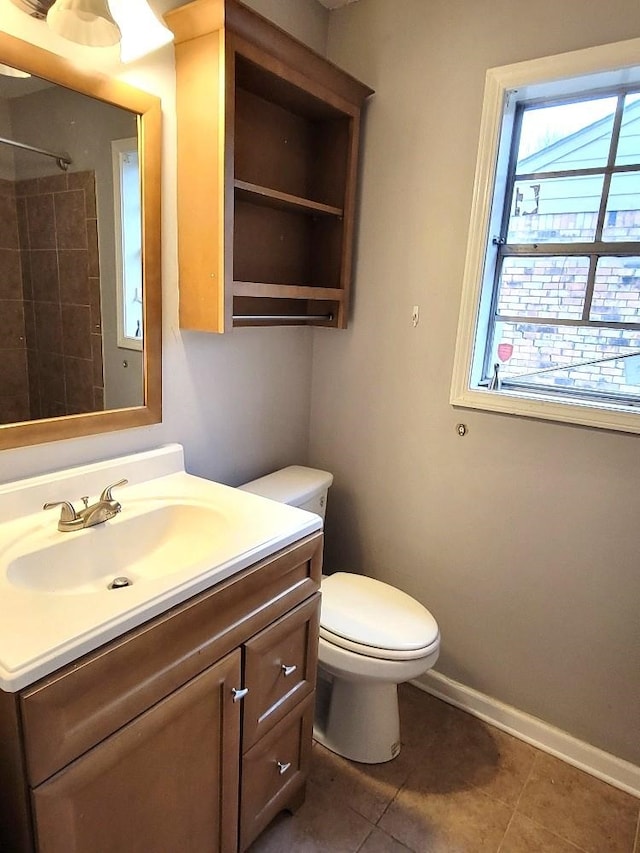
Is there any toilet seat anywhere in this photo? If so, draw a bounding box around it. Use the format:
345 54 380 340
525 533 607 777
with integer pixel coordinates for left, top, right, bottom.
320 572 440 661
319 626 440 660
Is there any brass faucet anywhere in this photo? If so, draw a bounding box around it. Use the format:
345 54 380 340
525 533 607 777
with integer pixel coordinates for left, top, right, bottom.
44 479 128 532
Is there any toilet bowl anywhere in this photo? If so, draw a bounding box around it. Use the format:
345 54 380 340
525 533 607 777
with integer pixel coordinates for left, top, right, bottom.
316 571 439 763
240 466 440 764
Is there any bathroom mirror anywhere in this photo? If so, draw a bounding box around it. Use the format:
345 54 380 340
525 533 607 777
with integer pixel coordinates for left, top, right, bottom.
0 31 161 450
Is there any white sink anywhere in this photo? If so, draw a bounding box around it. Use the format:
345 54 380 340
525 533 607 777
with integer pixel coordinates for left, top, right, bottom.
0 445 322 692
6 501 229 594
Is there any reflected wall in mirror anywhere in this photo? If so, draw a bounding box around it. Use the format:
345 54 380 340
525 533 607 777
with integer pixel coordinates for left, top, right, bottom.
0 31 161 450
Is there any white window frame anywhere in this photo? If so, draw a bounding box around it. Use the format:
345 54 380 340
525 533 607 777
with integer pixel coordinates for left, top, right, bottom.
112 137 143 352
451 37 640 434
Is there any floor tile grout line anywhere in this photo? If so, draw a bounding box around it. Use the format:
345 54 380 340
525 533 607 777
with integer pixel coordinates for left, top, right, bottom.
370 739 418 829
496 750 540 853
504 756 592 853
353 823 414 853
374 780 402 827
372 766 421 851
513 749 540 812
516 813 591 852
354 824 376 853
512 747 639 853
495 805 518 853
507 751 593 853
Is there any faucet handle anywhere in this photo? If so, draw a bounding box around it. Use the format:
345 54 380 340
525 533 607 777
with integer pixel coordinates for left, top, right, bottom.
100 479 129 502
43 500 78 522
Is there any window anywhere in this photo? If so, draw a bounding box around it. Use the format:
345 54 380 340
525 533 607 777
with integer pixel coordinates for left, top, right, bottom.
112 137 143 351
451 38 640 433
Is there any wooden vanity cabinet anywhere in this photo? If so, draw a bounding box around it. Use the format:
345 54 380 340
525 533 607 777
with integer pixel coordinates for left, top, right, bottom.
0 532 323 853
166 0 373 331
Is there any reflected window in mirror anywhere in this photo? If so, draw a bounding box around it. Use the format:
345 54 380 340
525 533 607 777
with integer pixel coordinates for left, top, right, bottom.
113 136 143 353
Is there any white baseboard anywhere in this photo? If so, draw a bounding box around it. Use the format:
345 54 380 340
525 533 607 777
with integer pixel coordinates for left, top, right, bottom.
412 670 640 798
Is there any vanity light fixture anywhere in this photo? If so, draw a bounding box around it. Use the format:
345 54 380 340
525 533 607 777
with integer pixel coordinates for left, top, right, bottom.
9 0 173 61
47 0 120 47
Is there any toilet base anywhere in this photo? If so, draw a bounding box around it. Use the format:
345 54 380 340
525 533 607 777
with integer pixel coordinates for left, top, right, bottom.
313 672 401 764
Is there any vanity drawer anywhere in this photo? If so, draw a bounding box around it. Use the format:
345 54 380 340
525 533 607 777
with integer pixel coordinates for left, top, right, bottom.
19 533 322 787
243 592 320 749
239 693 314 852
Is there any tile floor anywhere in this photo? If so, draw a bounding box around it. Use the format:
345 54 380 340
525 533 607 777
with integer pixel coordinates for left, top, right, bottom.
249 684 640 853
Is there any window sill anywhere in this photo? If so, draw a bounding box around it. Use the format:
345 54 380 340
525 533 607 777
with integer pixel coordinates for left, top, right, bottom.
450 385 640 434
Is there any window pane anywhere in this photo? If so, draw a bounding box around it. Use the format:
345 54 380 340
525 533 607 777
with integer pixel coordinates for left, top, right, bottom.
496 256 588 319
490 320 640 398
590 256 640 323
602 171 640 241
614 93 640 167
516 98 617 171
506 174 604 243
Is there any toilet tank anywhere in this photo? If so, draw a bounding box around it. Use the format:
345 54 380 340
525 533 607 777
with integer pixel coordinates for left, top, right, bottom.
239 466 333 520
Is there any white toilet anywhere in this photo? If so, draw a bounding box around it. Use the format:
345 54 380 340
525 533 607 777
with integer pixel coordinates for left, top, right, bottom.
240 466 440 764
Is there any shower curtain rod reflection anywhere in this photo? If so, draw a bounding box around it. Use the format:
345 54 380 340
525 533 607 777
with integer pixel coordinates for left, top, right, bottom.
0 135 71 171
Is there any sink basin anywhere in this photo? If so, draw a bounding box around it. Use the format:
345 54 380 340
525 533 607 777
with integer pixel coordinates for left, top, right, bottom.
6 502 227 594
0 444 323 692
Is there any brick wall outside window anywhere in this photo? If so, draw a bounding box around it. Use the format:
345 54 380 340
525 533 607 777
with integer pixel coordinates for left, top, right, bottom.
494 210 640 394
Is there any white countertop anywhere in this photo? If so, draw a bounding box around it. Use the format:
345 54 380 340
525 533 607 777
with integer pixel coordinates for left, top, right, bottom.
0 445 322 692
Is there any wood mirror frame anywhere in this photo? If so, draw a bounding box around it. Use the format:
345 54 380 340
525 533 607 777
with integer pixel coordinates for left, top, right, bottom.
0 31 161 451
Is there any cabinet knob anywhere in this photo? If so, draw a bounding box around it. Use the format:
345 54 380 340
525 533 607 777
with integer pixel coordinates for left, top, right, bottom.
231 687 249 702
277 761 292 775
281 664 297 677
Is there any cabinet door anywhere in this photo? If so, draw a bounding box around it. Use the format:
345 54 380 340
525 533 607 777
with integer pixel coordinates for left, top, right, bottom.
32 651 241 853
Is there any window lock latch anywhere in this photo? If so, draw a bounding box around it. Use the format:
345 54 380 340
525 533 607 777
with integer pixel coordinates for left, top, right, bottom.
492 235 506 246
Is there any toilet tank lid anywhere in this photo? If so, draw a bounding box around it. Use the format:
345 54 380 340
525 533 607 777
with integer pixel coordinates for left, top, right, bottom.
239 466 333 506
321 573 439 652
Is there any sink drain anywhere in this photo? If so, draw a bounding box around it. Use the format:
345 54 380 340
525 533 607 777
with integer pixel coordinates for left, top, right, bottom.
108 576 132 590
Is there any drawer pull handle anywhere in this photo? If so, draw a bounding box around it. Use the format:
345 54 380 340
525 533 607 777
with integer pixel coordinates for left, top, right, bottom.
281 664 297 677
232 687 249 702
277 761 292 775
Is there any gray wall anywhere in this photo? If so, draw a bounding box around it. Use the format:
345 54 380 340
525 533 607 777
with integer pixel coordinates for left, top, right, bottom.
310 0 640 765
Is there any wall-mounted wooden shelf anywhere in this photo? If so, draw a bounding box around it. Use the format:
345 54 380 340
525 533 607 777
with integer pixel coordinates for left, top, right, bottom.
234 181 344 218
166 0 373 331
233 282 345 301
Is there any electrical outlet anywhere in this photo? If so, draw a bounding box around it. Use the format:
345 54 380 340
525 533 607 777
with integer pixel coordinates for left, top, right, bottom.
412 305 419 327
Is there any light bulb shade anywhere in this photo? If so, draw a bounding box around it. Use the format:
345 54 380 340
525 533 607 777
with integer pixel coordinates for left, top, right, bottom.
0 64 32 78
108 0 173 63
46 0 121 47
